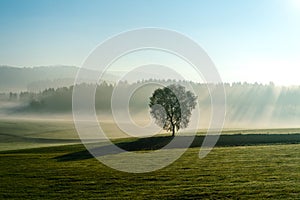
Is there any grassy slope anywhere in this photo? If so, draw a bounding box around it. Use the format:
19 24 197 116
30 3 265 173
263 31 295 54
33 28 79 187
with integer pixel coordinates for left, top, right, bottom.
0 119 80 151
1 143 300 199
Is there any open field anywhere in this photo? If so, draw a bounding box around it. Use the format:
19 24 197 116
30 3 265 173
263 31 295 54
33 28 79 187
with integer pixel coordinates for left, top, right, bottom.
1 143 300 199
1 120 300 199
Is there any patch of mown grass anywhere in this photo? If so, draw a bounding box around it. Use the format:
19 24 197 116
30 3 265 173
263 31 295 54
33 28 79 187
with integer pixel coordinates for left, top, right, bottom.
1 143 300 199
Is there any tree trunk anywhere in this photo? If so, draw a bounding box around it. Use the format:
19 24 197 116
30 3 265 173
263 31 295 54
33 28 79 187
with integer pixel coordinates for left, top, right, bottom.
172 124 175 137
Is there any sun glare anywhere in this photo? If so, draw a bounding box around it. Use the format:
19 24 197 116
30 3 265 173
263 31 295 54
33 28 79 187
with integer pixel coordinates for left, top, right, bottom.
291 0 300 9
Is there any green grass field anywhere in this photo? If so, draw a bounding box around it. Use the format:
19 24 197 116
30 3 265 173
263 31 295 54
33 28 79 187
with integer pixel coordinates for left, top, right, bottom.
1 143 300 199
1 120 300 199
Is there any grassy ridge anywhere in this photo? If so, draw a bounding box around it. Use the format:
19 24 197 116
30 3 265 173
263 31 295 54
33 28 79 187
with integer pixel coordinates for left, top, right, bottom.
1 143 300 199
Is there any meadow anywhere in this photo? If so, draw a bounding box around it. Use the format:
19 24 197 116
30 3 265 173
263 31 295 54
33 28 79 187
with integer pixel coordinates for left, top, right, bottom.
1 119 300 199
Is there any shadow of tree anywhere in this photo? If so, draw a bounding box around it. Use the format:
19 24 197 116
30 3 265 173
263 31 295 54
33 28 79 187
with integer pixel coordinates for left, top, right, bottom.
54 134 300 162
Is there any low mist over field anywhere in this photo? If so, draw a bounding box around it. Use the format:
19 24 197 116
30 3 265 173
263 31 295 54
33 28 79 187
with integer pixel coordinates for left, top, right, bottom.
0 67 299 129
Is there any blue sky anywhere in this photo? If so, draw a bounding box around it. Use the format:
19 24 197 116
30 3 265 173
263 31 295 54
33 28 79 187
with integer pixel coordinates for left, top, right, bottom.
0 0 299 85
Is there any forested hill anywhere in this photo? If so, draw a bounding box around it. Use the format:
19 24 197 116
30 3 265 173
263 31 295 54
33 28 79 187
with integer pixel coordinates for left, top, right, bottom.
0 66 117 92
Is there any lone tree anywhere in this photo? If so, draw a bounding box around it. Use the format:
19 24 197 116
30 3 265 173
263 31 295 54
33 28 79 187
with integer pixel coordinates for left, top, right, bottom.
149 84 197 136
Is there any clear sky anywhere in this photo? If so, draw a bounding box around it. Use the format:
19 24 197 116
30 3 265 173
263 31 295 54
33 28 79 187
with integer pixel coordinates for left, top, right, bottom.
0 0 299 85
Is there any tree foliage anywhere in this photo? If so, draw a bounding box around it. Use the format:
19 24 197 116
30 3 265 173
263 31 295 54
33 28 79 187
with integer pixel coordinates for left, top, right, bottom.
149 84 197 136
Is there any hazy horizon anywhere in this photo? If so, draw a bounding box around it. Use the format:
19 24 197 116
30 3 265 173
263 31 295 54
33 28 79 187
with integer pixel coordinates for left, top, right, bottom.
1 65 299 87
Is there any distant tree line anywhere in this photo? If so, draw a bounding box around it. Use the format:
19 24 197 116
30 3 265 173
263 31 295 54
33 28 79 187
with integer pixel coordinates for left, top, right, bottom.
0 80 299 122
17 82 114 112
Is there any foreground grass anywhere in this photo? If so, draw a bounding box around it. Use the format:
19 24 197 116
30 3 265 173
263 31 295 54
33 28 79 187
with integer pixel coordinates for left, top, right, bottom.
1 143 300 199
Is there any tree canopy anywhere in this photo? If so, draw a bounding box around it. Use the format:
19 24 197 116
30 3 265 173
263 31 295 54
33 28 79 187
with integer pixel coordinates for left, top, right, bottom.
149 84 197 136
